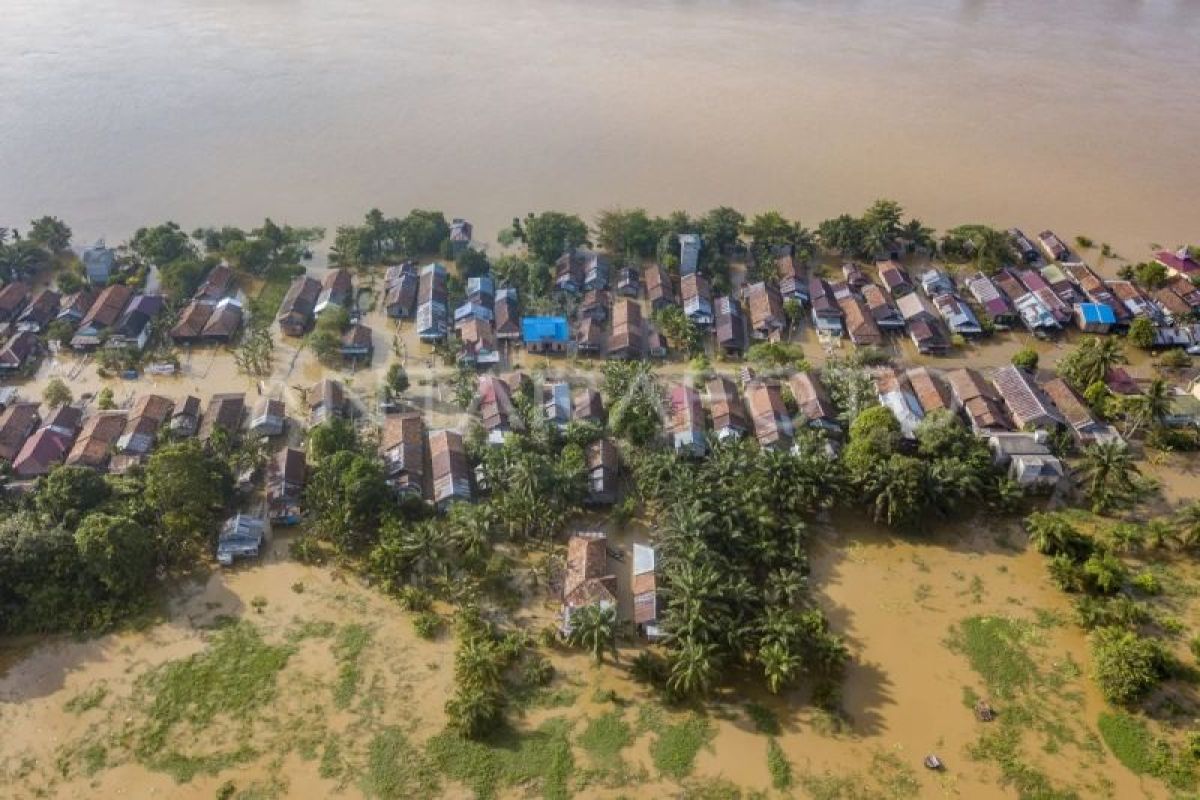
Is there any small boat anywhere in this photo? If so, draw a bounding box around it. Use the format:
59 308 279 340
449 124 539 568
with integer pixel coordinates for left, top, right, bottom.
975 700 996 722
923 755 944 771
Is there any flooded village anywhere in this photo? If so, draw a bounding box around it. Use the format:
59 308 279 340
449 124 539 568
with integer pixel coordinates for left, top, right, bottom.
1 206 1199 800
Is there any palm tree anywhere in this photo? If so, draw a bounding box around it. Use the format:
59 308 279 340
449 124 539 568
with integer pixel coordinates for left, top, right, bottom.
1126 377 1171 437
1078 441 1140 514
567 603 617 664
1144 518 1175 550
455 636 503 690
1064 337 1126 389
667 638 719 698
758 640 801 694
1174 502 1200 551
901 219 936 254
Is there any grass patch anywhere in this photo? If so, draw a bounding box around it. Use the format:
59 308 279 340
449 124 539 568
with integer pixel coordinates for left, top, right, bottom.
1097 711 1153 775
361 727 440 799
286 619 336 642
130 622 292 780
332 624 372 709
744 701 780 735
766 737 791 790
64 682 108 714
318 737 343 780
968 725 1078 800
426 718 575 800
578 710 632 765
796 748 920 800
946 616 1037 700
650 715 715 780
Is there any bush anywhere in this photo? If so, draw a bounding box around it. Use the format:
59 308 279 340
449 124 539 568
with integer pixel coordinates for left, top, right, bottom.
1091 626 1166 705
412 611 441 640
1011 347 1039 372
1132 571 1161 595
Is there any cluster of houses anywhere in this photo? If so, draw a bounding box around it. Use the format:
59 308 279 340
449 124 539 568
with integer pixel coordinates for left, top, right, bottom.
559 530 663 642
275 268 374 362
169 263 245 345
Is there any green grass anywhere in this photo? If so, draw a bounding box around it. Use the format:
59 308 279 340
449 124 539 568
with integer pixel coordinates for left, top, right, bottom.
1098 711 1153 774
766 737 792 790
968 725 1078 800
744 702 780 735
796 749 920 800
946 616 1037 700
361 727 440 799
130 622 293 780
332 624 372 709
318 737 343 780
249 267 302 326
578 710 632 765
426 718 575 800
650 715 715 781
64 682 108 714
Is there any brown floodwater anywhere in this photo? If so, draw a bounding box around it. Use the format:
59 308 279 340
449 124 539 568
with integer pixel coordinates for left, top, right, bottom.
2 0 1198 259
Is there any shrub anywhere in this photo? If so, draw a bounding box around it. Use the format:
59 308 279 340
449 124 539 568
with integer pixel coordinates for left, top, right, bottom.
412 611 441 640
1132 571 1161 595
1091 626 1166 705
1011 347 1039 372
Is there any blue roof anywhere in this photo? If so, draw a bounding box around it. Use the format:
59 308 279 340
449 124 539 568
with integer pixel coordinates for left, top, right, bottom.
522 316 570 343
1079 303 1116 324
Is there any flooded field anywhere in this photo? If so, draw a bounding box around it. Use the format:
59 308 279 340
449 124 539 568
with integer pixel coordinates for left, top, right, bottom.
3 515 1186 799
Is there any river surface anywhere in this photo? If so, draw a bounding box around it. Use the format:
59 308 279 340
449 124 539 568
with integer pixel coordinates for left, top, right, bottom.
2 0 1198 256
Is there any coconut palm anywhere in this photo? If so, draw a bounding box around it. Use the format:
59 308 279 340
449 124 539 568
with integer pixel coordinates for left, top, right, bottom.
567 603 617 664
901 219 936 254
1144 518 1175 550
1078 441 1140 514
667 638 719 698
1126 377 1172 437
1025 512 1089 559
1063 337 1126 389
1174 502 1200 551
758 640 802 694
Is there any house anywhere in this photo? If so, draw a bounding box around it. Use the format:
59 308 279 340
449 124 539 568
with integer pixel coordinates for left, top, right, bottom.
168 395 201 438
644 264 675 311
788 372 839 433
616 266 640 298
71 284 133 349
1017 270 1071 325
0 402 40 463
416 263 449 341
195 262 234 301
1040 264 1078 305
745 380 793 449
877 259 913 297
992 365 1065 431
747 281 786 340
862 284 906 330
646 327 668 360
932 294 983 336
843 262 872 291
309 379 347 424
906 367 951 414
678 233 701 275
0 331 37 373
200 393 246 440
1164 275 1200 311
1075 302 1117 334
573 388 605 425
909 319 948 354
81 241 117 284
1038 230 1070 262
838 295 883 346
777 252 806 300
380 414 425 497
450 218 473 255
714 295 748 356
116 394 174 455
809 278 844 336
494 288 520 339
276 275 320 336
0 282 29 323
13 408 81 478
875 369 924 439
66 410 128 471
579 289 609 322
108 293 165 350
466 273 496 308
384 263 419 319
896 291 938 324
200 297 244 343
56 289 97 326
315 268 353 315
216 514 266 566
554 250 585 293
708 376 749 440
586 439 619 506
1155 247 1200 278
582 251 610 291
249 397 287 437
459 318 499 366
1153 287 1193 323
575 316 603 355
267 447 307 524
340 323 375 361
1109 280 1158 320
918 269 954 297
1008 228 1040 263
1063 262 1129 324
669 385 706 458
544 382 573 429
632 543 663 641
681 273 714 326
1041 378 1121 445
429 429 471 510
608 299 643 360
1105 367 1141 397
965 273 1016 328
523 315 570 354
478 375 520 443
946 367 1011 433
988 432 1065 488
560 532 618 633
456 292 494 325
170 300 215 343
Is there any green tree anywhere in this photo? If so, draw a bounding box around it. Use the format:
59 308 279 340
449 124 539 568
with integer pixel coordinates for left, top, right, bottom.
594 207 661 258
74 513 153 598
307 417 359 463
1127 317 1156 350
36 466 111 526
941 225 1015 274
667 638 719 698
1132 261 1168 289
383 363 410 402
1025 512 1092 560
567 603 618 663
158 258 209 301
455 247 491 278
1078 441 1141 514
698 207 745 257
234 322 275 378
521 211 590 264
652 306 701 355
1091 626 1166 705
27 216 72 252
1059 337 1126 389
144 441 232 563
96 386 115 410
43 378 72 408
130 221 197 266
1011 347 1039 372
817 215 866 257
304 450 389 553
